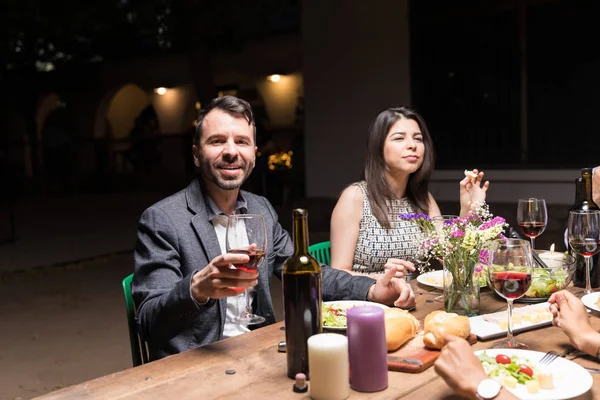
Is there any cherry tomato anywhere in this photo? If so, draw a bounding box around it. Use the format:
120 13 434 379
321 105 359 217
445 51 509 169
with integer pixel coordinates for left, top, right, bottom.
519 364 534 377
495 354 511 364
330 308 339 316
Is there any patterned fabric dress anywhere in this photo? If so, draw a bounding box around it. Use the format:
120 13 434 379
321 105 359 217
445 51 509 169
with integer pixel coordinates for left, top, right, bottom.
352 181 423 274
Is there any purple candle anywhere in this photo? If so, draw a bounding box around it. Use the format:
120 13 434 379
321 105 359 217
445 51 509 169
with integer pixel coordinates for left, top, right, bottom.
346 306 388 392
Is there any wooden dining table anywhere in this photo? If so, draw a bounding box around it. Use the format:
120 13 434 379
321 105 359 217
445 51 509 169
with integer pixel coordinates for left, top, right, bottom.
36 283 600 400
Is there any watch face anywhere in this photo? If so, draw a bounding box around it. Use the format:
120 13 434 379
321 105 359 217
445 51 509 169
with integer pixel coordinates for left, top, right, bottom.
478 378 501 399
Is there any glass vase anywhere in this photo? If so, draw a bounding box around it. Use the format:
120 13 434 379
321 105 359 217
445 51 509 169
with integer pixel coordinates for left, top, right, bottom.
443 259 480 316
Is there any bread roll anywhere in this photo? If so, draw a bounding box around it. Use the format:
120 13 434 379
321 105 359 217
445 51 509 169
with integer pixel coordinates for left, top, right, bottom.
384 308 420 351
423 310 470 349
464 169 478 179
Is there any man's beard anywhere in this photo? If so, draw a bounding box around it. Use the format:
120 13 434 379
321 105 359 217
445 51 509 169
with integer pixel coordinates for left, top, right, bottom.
201 158 253 191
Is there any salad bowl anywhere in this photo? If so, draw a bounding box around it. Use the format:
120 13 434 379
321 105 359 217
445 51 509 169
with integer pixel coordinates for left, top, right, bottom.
518 252 576 302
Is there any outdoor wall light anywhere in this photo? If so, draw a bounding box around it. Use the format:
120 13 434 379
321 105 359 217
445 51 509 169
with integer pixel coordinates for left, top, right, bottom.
267 74 281 83
154 87 167 95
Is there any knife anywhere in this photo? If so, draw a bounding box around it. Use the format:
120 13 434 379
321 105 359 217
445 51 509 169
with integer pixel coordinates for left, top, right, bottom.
508 227 550 269
584 366 600 374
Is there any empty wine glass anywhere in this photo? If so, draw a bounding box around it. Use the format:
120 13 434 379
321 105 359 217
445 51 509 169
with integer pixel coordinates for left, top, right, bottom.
568 210 600 295
488 238 534 349
517 198 547 250
225 214 267 325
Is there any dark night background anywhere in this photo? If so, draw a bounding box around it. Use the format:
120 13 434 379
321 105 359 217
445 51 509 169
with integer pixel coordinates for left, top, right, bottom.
0 1 599 398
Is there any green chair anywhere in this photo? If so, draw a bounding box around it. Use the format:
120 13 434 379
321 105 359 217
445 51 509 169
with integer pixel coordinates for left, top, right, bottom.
309 241 331 265
122 274 149 367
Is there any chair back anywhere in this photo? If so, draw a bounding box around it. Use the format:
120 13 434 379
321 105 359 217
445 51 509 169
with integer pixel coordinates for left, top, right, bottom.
122 274 149 366
308 241 331 265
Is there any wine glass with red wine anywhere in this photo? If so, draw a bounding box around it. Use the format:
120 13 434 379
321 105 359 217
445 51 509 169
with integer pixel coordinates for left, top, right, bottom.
225 214 267 325
568 210 600 295
487 238 534 349
517 198 547 250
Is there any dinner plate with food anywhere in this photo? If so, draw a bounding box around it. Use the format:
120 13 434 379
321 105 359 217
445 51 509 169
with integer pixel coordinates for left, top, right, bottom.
322 301 389 330
417 270 487 290
469 303 554 340
581 292 600 312
476 349 592 399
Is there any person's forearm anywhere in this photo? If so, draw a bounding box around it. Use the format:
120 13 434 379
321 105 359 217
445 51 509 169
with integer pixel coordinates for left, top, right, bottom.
576 330 600 358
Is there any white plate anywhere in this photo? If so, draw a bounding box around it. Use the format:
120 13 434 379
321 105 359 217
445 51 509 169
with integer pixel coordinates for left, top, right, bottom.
581 292 600 312
416 270 487 290
416 270 445 289
322 301 388 331
475 348 592 399
470 303 553 340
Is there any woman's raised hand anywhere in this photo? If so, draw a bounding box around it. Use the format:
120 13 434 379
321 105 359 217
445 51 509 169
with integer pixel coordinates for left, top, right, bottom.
460 169 489 217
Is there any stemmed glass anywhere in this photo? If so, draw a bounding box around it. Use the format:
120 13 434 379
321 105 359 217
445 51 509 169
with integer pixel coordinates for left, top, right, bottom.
487 238 534 349
517 198 547 250
225 214 267 325
568 210 600 295
431 215 459 303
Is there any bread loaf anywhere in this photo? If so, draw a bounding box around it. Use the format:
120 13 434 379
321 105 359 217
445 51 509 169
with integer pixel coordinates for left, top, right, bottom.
384 308 420 351
423 310 470 349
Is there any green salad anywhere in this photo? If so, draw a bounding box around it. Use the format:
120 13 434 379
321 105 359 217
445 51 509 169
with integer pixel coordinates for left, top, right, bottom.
322 304 348 328
524 268 567 298
478 352 536 385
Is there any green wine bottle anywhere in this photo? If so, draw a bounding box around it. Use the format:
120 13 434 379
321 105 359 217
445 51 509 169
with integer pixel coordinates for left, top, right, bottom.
282 209 322 379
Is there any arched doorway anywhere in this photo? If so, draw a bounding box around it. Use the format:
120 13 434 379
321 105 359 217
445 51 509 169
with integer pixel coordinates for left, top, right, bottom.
94 83 151 175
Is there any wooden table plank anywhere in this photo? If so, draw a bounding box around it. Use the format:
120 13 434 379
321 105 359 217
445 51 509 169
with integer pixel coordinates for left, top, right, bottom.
35 283 600 399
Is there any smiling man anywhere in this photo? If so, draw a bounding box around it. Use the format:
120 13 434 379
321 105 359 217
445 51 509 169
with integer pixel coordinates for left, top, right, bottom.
132 96 415 360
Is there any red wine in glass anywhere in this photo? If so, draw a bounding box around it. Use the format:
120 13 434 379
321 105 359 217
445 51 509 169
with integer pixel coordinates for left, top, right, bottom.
229 249 266 272
569 239 600 257
518 222 546 239
517 198 547 250
490 271 532 299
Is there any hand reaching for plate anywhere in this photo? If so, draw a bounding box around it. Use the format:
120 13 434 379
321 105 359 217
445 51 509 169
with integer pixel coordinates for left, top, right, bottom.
383 258 416 278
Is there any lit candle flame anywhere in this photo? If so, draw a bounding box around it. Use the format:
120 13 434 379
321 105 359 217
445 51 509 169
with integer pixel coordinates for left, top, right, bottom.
550 243 555 253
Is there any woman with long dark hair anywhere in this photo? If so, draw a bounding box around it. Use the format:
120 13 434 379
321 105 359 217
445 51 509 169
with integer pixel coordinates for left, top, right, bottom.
330 107 489 277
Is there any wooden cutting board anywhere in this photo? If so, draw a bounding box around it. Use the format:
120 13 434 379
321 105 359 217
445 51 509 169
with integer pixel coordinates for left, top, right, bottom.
387 332 477 373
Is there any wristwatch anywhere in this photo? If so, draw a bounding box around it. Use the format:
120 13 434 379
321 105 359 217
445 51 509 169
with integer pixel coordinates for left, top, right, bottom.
476 378 502 399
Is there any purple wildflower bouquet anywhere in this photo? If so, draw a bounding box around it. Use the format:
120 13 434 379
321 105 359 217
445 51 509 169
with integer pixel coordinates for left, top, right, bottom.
400 203 507 314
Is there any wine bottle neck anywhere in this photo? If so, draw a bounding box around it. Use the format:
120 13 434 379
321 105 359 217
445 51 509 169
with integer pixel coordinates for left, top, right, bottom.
292 210 309 255
582 171 600 209
573 178 583 209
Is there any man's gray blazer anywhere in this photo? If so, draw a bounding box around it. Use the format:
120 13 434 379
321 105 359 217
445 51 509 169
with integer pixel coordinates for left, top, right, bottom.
132 179 375 360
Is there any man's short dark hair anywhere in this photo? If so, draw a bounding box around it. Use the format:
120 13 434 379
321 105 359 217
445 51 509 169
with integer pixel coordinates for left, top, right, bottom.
194 96 256 146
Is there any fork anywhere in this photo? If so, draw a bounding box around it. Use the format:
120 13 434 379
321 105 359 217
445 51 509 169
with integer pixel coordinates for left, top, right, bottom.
539 350 561 366
539 347 581 366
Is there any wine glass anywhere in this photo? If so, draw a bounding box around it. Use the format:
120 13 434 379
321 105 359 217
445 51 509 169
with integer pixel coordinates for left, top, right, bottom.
225 214 267 325
517 198 547 250
487 238 534 349
430 215 459 303
568 210 600 295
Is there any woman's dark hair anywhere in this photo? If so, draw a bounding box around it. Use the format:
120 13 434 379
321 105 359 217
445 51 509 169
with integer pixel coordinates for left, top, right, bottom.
194 95 256 146
363 107 435 228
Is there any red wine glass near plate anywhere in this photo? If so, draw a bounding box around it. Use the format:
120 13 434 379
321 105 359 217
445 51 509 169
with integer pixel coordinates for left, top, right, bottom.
488 238 534 349
568 210 600 295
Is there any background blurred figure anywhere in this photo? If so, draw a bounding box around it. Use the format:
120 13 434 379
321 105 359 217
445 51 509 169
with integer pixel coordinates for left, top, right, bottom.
126 106 161 172
41 106 75 193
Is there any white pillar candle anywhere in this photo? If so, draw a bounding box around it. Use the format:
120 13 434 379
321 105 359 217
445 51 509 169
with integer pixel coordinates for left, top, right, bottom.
538 251 565 269
307 333 349 400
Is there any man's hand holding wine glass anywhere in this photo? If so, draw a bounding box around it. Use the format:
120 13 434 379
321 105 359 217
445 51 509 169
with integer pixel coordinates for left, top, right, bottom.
191 253 259 303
